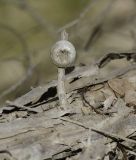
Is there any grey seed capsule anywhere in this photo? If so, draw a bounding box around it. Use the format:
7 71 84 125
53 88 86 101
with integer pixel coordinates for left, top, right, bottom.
50 40 76 68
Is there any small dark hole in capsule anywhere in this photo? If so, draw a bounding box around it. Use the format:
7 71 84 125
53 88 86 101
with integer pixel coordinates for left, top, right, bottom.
60 49 68 54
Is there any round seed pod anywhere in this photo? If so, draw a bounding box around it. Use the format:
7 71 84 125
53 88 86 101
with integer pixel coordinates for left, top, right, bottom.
50 40 76 68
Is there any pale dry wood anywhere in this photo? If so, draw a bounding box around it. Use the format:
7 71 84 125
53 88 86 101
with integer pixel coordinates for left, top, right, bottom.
0 98 135 159
57 68 68 109
2 63 134 109
6 100 41 113
0 53 135 159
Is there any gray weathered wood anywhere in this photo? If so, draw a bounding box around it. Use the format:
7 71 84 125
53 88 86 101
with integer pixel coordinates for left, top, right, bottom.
0 54 135 160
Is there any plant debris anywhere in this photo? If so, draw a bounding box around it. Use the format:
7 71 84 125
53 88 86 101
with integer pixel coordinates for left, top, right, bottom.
0 53 135 160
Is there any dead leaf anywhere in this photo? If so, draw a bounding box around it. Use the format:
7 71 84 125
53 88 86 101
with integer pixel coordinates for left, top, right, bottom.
108 78 134 98
125 90 136 107
108 78 125 96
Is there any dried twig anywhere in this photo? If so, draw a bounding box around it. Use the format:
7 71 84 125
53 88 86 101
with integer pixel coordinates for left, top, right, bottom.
59 117 136 146
6 100 39 113
58 0 100 32
117 143 128 160
59 0 116 50
58 19 79 33
66 64 136 93
96 52 136 68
